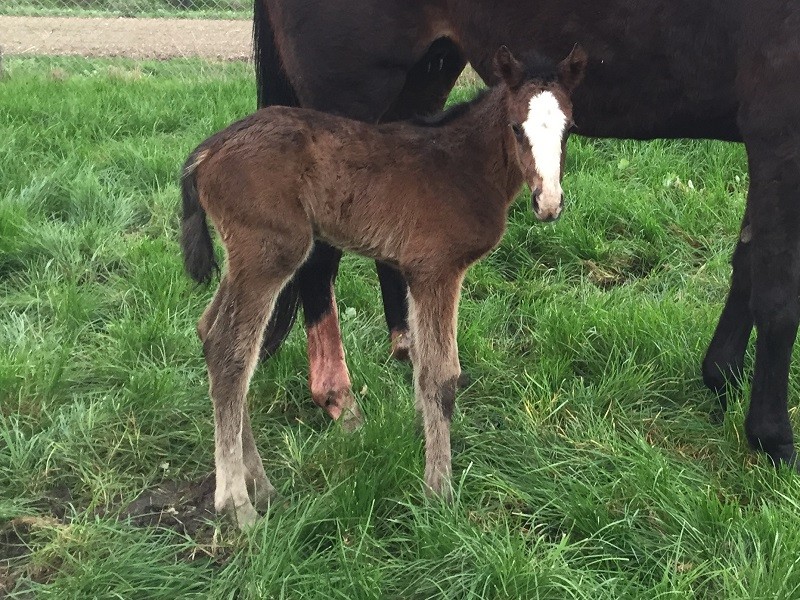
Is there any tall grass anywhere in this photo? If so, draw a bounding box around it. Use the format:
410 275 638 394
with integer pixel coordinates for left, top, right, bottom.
2 56 800 599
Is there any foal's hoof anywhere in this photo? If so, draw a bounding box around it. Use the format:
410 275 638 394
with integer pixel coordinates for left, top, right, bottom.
390 329 412 362
220 500 259 530
424 470 453 502
251 481 277 512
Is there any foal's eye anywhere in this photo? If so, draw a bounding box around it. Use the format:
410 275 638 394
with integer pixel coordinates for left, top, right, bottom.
511 123 524 141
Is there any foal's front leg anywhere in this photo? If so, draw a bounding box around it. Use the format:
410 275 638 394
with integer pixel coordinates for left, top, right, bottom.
407 272 465 498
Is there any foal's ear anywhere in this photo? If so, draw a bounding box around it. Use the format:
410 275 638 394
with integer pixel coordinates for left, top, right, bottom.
558 44 588 92
493 46 525 88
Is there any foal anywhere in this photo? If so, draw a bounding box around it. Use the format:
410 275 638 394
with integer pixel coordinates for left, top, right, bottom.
181 46 586 527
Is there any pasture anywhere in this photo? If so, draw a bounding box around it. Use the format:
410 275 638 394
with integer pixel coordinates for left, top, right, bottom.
2 56 800 598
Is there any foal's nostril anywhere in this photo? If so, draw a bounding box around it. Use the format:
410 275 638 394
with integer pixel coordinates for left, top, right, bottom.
531 187 542 213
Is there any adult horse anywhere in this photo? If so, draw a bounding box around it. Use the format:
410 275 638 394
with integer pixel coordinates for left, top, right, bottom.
253 0 800 468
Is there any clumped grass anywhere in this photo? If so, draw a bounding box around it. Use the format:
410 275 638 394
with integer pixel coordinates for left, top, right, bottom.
3 55 800 598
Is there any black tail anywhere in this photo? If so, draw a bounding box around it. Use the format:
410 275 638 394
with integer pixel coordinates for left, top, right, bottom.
253 0 301 358
254 0 298 109
180 151 217 285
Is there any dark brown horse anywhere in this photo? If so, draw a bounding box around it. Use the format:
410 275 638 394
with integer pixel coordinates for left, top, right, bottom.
181 47 586 526
254 0 800 470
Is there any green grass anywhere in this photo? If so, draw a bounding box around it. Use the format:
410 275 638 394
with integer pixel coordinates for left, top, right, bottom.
3 55 800 599
1 1 249 19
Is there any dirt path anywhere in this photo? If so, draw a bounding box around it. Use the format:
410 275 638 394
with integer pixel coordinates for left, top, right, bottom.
0 15 251 60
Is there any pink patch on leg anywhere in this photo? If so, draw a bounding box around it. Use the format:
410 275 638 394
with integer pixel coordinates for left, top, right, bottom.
307 309 363 430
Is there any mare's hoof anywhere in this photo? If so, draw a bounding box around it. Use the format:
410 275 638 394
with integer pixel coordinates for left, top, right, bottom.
764 443 799 472
390 330 412 362
313 387 358 423
340 401 365 433
708 405 725 426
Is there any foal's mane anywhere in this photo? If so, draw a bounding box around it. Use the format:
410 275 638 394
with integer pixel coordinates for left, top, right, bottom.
410 52 559 129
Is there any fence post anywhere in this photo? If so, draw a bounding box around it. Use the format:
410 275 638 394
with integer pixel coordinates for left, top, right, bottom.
0 46 4 79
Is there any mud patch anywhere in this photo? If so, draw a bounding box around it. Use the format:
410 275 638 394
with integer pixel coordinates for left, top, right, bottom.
0 516 64 596
115 473 217 537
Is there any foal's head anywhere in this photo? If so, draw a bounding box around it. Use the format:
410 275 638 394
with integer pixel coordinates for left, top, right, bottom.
494 45 587 221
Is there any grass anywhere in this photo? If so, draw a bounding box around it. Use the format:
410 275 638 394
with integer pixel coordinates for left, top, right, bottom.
1 1 249 19
2 55 800 599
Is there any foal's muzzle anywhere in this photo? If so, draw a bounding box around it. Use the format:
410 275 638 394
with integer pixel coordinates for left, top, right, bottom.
531 187 564 222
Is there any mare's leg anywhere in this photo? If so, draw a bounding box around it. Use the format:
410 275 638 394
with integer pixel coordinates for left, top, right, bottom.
741 144 800 467
297 242 362 431
204 228 312 527
407 271 465 497
735 12 800 467
702 209 754 412
376 261 412 360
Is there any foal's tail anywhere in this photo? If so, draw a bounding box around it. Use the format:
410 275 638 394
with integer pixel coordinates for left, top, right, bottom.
180 150 217 285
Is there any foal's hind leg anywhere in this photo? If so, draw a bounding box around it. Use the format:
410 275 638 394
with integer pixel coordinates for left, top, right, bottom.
204 229 312 526
702 208 754 413
241 402 276 510
198 275 228 343
407 271 465 498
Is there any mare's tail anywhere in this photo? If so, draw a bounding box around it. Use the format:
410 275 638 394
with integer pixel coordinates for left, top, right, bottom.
180 150 217 285
253 0 301 358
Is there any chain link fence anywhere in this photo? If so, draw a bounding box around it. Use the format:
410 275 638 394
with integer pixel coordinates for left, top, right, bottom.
3 0 249 19
1 0 254 66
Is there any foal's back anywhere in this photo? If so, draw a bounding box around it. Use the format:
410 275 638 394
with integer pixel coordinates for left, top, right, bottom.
195 105 505 269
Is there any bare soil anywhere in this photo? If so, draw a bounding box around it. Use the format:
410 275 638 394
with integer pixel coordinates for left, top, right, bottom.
0 15 251 60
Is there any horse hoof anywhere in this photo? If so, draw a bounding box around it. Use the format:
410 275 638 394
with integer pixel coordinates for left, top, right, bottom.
340 401 364 433
424 469 453 502
708 405 725 426
390 329 412 362
235 502 259 529
219 498 259 530
765 443 799 472
252 481 277 512
313 386 353 418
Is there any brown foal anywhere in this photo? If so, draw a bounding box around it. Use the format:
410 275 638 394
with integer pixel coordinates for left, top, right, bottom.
180 46 586 527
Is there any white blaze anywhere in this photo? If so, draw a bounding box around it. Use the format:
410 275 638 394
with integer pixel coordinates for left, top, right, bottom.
521 91 567 216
